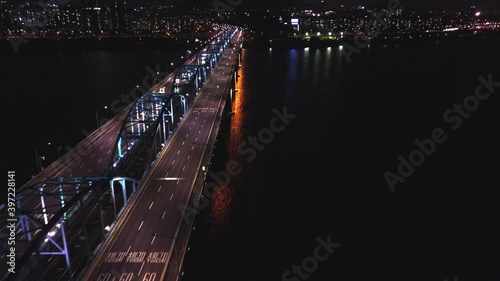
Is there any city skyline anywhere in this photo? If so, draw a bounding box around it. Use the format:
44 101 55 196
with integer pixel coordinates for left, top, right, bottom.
4 0 500 10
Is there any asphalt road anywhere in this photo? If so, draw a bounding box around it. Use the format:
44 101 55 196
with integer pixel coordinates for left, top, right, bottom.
0 32 228 278
82 29 242 281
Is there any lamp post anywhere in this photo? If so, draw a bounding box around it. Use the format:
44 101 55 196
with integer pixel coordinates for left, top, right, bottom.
35 148 45 174
96 105 108 129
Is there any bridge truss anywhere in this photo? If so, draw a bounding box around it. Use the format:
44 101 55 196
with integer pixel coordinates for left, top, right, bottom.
2 26 238 281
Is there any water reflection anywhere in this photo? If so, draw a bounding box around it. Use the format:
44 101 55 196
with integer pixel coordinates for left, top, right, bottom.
208 49 247 231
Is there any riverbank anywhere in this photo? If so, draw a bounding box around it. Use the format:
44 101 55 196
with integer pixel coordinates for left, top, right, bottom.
242 29 500 49
0 36 212 52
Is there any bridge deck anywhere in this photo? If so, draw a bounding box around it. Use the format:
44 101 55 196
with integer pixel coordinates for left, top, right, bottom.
0 36 215 280
81 29 242 281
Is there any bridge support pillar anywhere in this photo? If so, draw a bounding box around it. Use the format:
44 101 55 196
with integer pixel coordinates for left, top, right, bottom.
16 199 32 241
120 178 128 208
109 177 141 219
110 179 118 220
59 217 74 281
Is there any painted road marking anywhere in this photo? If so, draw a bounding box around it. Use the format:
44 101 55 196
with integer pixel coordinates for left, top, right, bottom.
126 252 146 263
138 261 145 275
146 252 168 263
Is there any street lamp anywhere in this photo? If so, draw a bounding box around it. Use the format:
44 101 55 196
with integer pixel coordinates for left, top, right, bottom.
35 147 45 174
96 105 108 129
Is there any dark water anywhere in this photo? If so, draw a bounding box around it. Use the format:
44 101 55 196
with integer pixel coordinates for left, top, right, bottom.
182 37 500 281
3 35 500 281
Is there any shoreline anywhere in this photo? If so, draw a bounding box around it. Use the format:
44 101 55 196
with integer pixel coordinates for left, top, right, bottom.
0 36 212 52
1 30 498 52
243 29 500 49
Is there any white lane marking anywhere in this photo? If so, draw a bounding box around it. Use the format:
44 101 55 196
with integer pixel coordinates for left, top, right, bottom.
79 163 85 168
98 159 102 163
107 149 112 154
166 172 170 177
138 261 145 275
162 211 167 220
158 185 162 192
151 235 156 245
187 155 190 160
154 177 186 181
177 150 180 155
195 137 198 142
127 245 132 253
100 145 104 150
198 130 201 134
138 221 144 230
186 133 189 137
172 160 175 165
109 137 113 141
176 180 180 186
182 166 186 171
90 153 95 158
182 141 185 146
149 202 154 210
170 194 174 201
87 168 93 174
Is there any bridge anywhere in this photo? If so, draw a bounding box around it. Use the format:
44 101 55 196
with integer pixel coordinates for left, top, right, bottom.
1 25 243 281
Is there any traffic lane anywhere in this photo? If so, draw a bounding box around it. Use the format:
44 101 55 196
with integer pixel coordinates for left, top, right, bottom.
137 110 218 279
90 165 187 278
23 105 130 186
16 115 124 209
42 50 211 277
5 100 134 239
4 43 222 242
88 118 197 279
89 86 221 280
86 36 238 280
21 50 200 187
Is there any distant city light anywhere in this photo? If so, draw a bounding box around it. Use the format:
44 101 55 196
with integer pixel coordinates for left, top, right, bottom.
475 12 481 16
